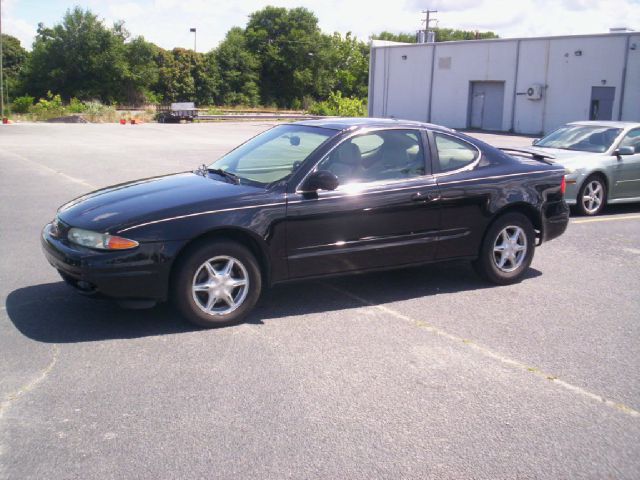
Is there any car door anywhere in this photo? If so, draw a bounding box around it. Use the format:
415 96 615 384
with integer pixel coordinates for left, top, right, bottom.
429 131 491 260
612 128 640 198
285 129 441 279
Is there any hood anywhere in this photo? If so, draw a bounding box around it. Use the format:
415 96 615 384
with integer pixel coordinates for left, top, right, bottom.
57 172 263 233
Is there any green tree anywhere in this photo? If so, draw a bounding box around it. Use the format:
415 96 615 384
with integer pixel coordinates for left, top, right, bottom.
434 28 499 41
324 32 369 99
1 33 29 102
154 48 219 104
123 36 161 105
245 6 324 107
215 27 260 106
23 7 128 102
372 28 499 43
196 51 221 105
371 31 419 43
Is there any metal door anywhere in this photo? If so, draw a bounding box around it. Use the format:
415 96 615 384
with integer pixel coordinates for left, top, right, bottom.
589 87 615 121
469 82 505 131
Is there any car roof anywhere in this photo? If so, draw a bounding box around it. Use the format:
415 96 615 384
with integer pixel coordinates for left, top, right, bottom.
292 117 455 133
567 120 640 129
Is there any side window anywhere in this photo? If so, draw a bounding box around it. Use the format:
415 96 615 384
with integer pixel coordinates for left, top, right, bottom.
619 128 640 153
318 130 426 185
434 133 479 172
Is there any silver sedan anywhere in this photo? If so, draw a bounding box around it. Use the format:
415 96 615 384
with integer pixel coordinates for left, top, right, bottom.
513 121 640 215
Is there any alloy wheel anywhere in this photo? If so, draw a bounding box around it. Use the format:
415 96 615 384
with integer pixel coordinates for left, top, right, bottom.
581 180 604 214
191 256 249 315
492 226 528 273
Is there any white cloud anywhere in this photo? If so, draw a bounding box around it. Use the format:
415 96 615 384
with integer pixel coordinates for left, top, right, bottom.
108 2 145 21
2 0 38 48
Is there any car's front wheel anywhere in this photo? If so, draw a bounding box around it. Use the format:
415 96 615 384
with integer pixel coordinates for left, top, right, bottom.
172 239 262 328
576 175 607 216
473 213 535 285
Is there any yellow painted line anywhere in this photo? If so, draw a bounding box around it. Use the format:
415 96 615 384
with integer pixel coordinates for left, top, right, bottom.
324 283 640 418
572 214 640 224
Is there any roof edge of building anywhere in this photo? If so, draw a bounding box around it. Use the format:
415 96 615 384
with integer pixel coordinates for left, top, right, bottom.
370 31 638 49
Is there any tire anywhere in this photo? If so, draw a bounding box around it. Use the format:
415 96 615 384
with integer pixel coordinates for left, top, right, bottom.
576 175 607 216
172 239 262 328
473 212 536 285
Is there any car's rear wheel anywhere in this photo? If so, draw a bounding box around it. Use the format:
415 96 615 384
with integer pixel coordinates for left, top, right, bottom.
473 213 535 285
576 175 606 216
172 240 262 328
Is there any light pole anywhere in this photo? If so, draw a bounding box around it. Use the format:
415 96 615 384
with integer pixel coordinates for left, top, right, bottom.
190 27 196 52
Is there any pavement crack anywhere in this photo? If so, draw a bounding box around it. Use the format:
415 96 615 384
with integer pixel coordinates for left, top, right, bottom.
0 344 60 421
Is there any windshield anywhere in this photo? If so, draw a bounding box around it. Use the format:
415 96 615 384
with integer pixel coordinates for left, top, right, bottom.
536 125 622 153
209 125 335 185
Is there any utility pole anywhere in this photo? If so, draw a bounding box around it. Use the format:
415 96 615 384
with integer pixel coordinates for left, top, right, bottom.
190 27 197 52
421 9 438 42
1 0 4 120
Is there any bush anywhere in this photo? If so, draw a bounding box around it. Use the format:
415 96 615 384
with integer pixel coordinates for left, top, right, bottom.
12 96 35 114
206 106 224 115
142 89 163 105
81 101 117 122
23 94 117 122
29 92 65 120
308 91 367 117
67 97 88 113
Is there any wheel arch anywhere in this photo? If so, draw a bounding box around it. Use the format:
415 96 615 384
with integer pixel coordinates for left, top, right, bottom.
484 203 542 249
169 227 271 291
578 170 610 196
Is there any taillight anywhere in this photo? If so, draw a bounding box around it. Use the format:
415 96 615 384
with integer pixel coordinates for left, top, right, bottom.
560 176 566 195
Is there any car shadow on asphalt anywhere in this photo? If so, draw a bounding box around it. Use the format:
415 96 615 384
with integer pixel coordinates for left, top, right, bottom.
5 261 542 344
600 203 640 216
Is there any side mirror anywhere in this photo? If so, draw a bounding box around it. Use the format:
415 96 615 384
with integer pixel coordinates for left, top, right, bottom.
615 146 634 157
300 170 339 193
532 138 540 146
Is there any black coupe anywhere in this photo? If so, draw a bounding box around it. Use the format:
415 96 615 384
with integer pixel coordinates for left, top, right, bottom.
42 118 569 327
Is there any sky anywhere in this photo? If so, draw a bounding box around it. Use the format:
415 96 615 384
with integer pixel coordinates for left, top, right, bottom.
2 0 639 51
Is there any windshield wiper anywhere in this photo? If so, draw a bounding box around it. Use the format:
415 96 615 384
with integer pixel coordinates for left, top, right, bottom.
196 164 241 184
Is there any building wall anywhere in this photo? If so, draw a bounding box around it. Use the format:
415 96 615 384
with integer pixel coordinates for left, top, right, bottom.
543 35 627 133
430 40 518 130
622 35 640 121
512 39 548 134
369 33 638 135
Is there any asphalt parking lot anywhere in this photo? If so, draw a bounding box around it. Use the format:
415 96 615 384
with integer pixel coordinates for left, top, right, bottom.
1 122 639 479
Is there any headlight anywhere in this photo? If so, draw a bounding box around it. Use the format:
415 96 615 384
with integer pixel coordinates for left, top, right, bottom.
67 228 139 250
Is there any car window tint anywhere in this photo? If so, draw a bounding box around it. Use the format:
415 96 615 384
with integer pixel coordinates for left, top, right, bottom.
351 134 384 154
434 133 478 172
318 130 425 185
212 125 333 185
619 128 640 153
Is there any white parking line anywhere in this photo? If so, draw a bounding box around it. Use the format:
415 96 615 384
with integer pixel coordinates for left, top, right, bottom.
1 149 97 190
324 283 640 418
572 214 640 224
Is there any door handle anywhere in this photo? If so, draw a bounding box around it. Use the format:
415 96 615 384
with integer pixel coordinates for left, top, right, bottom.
411 192 440 203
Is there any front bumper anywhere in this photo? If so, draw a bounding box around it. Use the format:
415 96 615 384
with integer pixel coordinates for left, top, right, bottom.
41 223 182 301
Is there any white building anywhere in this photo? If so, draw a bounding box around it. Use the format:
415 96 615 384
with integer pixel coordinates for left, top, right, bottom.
367 31 640 135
